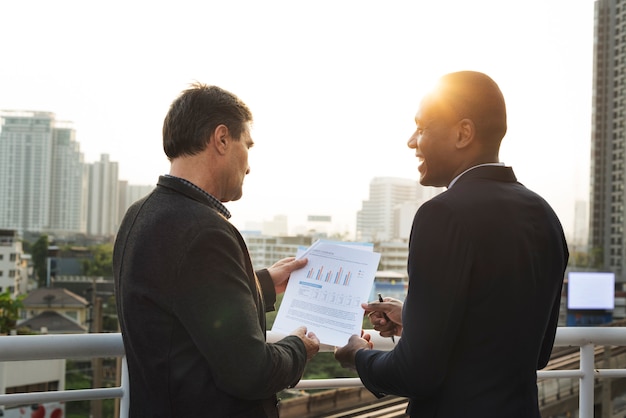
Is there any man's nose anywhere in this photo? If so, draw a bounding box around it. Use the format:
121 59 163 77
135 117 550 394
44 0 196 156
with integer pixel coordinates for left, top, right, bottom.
407 135 417 149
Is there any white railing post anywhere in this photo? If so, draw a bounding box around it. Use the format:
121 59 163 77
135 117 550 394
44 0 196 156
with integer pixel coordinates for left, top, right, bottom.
120 356 130 418
579 343 595 418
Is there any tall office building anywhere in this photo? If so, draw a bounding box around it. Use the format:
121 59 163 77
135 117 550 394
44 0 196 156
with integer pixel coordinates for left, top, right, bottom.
49 122 88 235
0 111 88 236
1 111 151 239
0 111 54 233
356 177 442 242
87 154 119 237
117 181 154 229
590 0 626 283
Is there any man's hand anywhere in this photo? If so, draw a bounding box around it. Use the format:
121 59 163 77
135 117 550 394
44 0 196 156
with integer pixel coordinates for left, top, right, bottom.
267 257 307 294
362 297 403 338
290 326 320 361
334 332 373 370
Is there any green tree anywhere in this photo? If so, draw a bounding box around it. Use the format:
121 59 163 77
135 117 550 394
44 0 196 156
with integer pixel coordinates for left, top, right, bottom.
589 247 604 269
22 238 32 254
81 244 114 277
31 234 49 287
0 291 25 334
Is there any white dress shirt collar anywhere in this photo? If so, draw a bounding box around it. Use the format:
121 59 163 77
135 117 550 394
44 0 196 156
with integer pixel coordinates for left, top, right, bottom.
447 162 505 189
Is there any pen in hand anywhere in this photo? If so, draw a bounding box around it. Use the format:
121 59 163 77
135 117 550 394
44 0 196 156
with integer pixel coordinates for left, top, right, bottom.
378 293 395 343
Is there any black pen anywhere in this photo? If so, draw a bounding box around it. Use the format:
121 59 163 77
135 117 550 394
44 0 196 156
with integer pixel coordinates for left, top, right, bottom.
378 293 395 343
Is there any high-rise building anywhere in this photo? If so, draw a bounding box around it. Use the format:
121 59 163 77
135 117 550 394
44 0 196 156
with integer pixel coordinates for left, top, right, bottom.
49 121 88 235
590 0 626 283
356 177 442 242
0 110 152 239
0 111 54 234
0 111 88 236
87 154 119 237
118 181 154 229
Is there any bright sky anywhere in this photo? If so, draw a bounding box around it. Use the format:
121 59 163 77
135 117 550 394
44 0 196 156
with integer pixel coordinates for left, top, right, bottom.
1 0 595 239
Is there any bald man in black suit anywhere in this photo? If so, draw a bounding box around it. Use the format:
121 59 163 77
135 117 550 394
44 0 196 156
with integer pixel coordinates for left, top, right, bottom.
335 71 569 418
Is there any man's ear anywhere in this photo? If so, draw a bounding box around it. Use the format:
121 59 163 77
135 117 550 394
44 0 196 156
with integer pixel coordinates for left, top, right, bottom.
211 124 230 154
455 118 474 149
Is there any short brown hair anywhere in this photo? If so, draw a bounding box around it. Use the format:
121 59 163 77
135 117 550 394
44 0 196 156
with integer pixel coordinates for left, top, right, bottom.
162 83 253 159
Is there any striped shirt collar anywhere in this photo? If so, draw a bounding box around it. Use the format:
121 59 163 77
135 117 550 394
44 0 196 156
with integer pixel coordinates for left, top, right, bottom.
164 175 231 219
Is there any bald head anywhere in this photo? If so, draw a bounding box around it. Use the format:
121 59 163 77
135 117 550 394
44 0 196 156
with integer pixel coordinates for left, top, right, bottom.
427 71 507 145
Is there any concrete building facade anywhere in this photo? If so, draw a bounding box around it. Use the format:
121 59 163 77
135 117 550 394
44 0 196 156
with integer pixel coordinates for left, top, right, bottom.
87 154 120 237
0 229 29 295
242 234 314 270
0 111 54 234
118 181 154 229
590 0 626 284
0 111 89 237
49 121 88 235
356 177 442 242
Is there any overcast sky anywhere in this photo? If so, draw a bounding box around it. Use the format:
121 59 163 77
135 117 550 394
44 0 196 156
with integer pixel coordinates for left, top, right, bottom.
0 0 595 238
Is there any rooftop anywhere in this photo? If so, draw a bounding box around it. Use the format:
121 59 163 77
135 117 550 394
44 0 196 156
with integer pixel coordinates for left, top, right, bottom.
18 311 87 334
22 287 89 308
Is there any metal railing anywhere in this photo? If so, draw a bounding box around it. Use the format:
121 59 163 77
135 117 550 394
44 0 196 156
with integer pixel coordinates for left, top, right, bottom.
1 327 626 418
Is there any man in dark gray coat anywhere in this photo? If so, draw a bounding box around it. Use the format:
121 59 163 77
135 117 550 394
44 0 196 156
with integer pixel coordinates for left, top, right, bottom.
114 83 319 417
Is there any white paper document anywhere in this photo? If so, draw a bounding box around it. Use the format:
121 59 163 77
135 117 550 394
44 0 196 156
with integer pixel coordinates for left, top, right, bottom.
271 241 381 346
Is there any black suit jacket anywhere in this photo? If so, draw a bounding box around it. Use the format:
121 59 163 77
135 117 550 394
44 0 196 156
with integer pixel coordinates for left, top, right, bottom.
113 176 307 417
355 166 569 418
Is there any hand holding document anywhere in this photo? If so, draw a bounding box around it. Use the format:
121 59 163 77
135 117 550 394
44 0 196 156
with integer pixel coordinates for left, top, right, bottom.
271 241 381 346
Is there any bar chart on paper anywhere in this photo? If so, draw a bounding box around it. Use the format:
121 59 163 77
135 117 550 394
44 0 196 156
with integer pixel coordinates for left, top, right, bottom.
272 241 381 346
305 265 354 286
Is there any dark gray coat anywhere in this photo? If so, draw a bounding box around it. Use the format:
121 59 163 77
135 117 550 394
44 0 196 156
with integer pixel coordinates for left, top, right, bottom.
114 176 306 417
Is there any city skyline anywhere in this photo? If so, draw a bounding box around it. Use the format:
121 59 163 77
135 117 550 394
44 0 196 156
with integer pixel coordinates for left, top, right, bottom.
0 110 144 237
1 1 595 239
